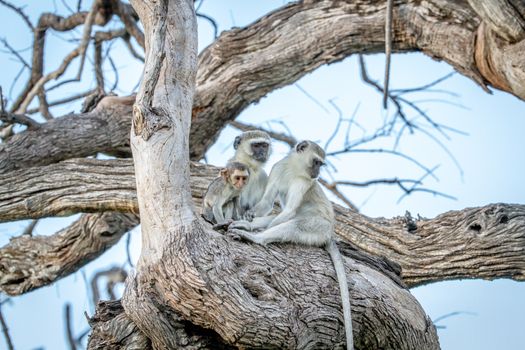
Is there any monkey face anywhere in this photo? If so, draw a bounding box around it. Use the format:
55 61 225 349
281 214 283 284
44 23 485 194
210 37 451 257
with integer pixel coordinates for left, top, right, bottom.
310 157 325 178
231 170 249 189
250 142 270 162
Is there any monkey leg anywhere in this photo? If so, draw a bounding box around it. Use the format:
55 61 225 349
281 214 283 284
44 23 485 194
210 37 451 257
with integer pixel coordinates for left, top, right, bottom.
231 218 331 246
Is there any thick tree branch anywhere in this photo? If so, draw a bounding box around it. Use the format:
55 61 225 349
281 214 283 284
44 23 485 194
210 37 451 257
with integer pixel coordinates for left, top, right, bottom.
2 0 525 169
0 95 134 174
0 211 138 296
1 159 523 296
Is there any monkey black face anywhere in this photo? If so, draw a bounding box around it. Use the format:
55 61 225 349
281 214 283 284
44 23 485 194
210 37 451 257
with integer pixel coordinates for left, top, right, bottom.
251 142 270 162
310 158 324 178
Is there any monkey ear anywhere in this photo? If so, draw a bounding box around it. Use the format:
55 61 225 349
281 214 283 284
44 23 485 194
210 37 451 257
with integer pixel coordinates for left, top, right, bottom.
219 168 229 181
296 141 309 153
233 136 242 150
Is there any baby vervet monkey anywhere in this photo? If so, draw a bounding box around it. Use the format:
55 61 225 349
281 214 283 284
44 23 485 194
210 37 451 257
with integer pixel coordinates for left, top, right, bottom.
201 162 250 225
229 140 354 350
229 131 271 214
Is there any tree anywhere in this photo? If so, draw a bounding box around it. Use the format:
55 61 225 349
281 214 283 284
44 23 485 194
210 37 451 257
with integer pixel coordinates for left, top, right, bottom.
0 0 524 349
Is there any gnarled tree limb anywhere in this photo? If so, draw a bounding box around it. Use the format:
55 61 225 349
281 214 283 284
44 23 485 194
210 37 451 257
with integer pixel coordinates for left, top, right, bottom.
1 159 523 296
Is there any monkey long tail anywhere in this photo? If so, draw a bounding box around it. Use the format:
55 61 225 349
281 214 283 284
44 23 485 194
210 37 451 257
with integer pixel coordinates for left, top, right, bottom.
327 240 354 350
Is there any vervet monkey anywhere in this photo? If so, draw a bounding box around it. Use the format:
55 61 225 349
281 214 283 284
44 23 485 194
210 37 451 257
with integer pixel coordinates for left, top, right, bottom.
230 131 271 214
229 140 354 350
201 162 250 225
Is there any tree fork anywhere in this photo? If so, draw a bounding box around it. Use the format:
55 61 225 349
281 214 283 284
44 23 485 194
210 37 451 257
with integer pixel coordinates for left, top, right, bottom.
107 0 441 348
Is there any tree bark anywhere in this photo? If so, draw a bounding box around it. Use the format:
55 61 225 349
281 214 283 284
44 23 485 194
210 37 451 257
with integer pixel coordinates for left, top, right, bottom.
93 0 437 348
2 0 525 173
1 159 523 297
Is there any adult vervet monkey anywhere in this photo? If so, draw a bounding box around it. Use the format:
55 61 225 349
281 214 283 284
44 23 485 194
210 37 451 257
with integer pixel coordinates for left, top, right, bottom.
230 131 271 213
201 162 250 224
229 140 354 350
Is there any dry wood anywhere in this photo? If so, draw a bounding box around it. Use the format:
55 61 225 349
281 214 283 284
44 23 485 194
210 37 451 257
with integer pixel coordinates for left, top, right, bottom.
1 159 523 297
3 0 525 169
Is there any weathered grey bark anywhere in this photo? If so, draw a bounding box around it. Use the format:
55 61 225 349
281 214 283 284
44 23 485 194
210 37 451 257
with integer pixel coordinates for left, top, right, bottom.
1 159 523 297
87 1 439 348
2 0 525 172
1 0 524 348
0 211 137 295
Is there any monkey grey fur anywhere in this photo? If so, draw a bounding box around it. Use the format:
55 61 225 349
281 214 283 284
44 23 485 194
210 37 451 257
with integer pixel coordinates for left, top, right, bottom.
201 162 249 225
229 131 271 215
229 140 354 350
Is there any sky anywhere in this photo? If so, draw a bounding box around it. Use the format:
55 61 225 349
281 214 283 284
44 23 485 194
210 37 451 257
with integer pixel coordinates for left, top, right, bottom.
0 1 524 349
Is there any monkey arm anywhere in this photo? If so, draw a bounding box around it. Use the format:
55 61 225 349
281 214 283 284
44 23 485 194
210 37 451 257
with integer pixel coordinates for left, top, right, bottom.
268 180 311 228
212 196 228 223
250 177 279 217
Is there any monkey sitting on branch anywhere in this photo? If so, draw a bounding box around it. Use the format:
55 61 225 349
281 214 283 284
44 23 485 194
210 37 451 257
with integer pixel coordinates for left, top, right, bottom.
229 130 272 215
201 161 250 226
229 140 354 350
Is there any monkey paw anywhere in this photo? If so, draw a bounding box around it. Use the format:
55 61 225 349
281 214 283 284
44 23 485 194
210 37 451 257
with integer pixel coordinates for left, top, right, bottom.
242 210 256 221
226 229 247 241
213 219 233 231
229 220 252 231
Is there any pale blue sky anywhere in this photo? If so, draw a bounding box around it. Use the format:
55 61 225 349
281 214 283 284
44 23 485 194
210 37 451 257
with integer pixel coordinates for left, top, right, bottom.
1 1 524 349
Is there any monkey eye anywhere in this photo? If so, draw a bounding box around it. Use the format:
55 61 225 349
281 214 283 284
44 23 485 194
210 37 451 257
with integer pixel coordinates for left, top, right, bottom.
314 159 325 166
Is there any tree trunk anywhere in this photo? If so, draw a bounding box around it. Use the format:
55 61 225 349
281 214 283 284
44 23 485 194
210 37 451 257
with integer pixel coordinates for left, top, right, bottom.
88 1 441 349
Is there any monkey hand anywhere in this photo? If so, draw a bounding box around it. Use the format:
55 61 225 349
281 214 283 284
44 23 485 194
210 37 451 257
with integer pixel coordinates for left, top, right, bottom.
242 210 256 221
212 219 233 231
229 220 253 231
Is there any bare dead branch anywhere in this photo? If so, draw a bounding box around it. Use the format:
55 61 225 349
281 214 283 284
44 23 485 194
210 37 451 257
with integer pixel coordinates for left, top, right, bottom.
0 38 30 69
113 1 144 49
125 231 134 267
383 0 393 108
122 33 145 62
76 0 101 81
0 0 33 32
197 12 218 38
64 303 77 350
318 178 359 212
22 219 38 236
26 89 96 114
229 120 296 147
0 87 39 129
0 298 14 350
91 266 128 306
392 72 456 95
359 54 413 131
16 46 82 113
37 90 53 120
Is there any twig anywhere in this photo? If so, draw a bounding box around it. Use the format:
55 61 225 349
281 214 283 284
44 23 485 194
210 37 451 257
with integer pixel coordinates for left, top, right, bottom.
0 0 33 32
126 231 134 268
229 120 297 147
64 303 77 350
22 219 39 236
0 87 40 128
332 148 438 180
114 1 144 49
15 46 81 113
318 178 359 211
383 0 393 108
76 0 100 81
26 89 95 114
122 33 144 62
392 72 455 95
90 267 128 306
358 54 413 131
0 298 14 350
197 12 219 38
295 83 330 114
0 38 31 69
